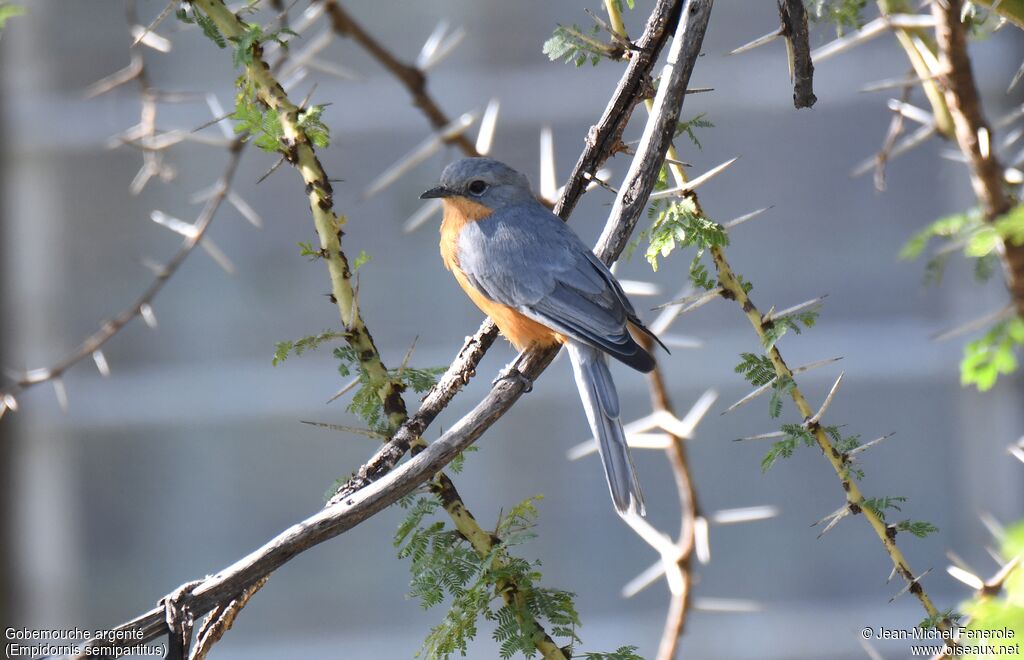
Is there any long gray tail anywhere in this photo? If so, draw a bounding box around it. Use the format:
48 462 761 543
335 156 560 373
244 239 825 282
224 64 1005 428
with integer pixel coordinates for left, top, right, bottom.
566 341 645 516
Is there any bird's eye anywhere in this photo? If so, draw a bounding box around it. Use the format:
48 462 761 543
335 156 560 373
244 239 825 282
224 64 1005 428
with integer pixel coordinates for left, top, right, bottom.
467 180 488 195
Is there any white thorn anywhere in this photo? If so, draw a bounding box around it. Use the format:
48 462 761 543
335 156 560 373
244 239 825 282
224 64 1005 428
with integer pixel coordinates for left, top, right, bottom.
735 430 786 442
417 21 450 70
139 303 158 329
764 294 826 322
978 126 991 159
305 58 361 81
724 206 772 230
622 558 667 598
130 25 172 53
3 393 19 412
151 210 199 239
649 285 697 336
200 239 235 274
620 512 685 595
52 378 69 413
692 598 762 613
539 126 557 203
979 512 1005 541
889 568 931 603
729 27 783 56
1008 443 1024 465
1009 59 1024 93
858 636 885 660
403 199 444 234
710 505 779 525
227 191 263 228
364 112 477 199
886 99 934 126
618 280 660 297
421 26 466 71
326 377 360 404
673 390 718 438
694 515 710 564
475 99 500 155
92 350 111 377
860 74 934 93
848 433 895 456
205 94 235 140
807 371 844 426
130 161 158 196
813 505 850 538
851 123 937 177
946 565 985 591
624 432 675 449
648 157 739 199
811 15 937 63
931 305 1014 342
659 334 703 349
24 368 52 384
140 257 167 276
1006 167 1024 185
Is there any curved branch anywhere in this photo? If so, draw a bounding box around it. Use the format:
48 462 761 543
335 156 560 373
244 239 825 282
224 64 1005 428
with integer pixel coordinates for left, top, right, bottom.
322 1 479 156
932 0 1024 318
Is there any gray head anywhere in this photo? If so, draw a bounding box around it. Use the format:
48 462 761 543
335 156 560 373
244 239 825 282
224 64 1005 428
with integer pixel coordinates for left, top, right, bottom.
420 157 536 211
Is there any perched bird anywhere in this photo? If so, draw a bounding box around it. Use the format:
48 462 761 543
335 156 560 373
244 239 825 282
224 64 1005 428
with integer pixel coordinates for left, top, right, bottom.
421 157 666 516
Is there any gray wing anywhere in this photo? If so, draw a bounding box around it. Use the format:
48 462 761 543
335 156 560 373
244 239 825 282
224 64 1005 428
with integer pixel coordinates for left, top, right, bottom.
457 202 655 371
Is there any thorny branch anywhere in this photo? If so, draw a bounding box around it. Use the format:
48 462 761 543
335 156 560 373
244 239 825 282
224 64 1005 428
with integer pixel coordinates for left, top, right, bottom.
932 0 1024 318
61 0 712 656
778 0 816 108
0 10 243 416
322 0 479 156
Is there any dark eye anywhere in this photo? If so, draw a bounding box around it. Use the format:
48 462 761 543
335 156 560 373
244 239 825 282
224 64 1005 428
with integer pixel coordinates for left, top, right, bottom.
468 180 488 195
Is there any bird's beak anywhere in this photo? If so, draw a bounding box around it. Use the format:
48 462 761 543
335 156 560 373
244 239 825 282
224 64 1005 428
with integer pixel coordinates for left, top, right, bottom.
420 185 453 199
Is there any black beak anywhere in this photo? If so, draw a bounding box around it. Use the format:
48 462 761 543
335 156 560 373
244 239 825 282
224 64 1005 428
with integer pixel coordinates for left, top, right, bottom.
420 185 453 199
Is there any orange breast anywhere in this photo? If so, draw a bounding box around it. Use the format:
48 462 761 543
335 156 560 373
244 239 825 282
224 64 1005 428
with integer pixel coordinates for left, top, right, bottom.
439 197 564 351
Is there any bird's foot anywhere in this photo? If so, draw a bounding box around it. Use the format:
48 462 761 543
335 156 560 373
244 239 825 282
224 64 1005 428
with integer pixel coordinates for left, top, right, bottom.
492 361 532 392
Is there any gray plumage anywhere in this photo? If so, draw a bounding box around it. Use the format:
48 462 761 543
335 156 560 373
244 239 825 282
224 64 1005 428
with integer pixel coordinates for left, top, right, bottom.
424 157 667 516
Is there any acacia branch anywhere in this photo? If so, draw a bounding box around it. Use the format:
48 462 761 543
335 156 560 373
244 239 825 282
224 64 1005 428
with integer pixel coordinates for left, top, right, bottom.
602 3 702 655
62 1 712 655
779 0 816 108
0 139 244 410
932 0 1024 317
322 0 479 156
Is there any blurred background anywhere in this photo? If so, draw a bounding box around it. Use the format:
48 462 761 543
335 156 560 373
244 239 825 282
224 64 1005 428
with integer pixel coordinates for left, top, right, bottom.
1 1 1022 658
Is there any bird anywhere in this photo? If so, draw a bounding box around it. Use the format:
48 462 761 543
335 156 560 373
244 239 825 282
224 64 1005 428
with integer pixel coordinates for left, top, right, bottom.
421 157 667 516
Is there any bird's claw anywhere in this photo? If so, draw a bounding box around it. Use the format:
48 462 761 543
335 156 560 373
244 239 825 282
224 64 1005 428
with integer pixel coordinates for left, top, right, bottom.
492 364 532 392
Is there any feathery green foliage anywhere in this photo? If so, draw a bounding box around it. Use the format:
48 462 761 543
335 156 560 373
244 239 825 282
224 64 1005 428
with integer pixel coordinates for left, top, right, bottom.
734 353 796 418
543 24 614 66
805 0 867 34
395 495 603 659
580 648 643 660
231 97 330 152
177 6 227 48
675 113 714 151
272 331 346 366
643 196 728 274
961 317 1024 392
762 306 820 350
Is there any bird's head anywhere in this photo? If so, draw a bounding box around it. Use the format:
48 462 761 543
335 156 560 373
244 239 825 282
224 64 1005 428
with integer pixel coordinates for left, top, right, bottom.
420 157 535 213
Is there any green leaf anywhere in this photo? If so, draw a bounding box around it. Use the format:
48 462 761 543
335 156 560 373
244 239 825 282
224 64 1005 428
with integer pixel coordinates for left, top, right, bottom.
0 3 26 29
892 519 939 538
960 317 1024 391
860 495 907 523
675 113 714 151
272 330 346 365
644 197 727 271
543 24 611 67
806 0 867 35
